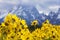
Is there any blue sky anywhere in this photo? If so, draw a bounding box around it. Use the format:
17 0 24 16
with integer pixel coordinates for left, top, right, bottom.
0 0 60 15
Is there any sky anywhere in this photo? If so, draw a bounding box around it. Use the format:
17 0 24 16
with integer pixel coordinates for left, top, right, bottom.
0 0 60 15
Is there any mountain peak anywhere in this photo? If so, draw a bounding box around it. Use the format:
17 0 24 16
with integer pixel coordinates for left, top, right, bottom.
0 5 60 25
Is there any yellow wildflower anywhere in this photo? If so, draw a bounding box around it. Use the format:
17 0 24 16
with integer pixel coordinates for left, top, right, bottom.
31 20 38 26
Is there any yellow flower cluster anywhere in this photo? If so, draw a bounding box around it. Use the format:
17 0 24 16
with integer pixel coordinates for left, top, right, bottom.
0 13 60 40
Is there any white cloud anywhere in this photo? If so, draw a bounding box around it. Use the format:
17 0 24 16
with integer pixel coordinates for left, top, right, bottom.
0 0 60 14
0 0 59 6
21 0 29 3
0 0 19 5
49 5 60 12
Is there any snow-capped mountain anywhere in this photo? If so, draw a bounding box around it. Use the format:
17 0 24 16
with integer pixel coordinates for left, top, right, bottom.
9 5 47 24
0 5 60 25
47 8 60 25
